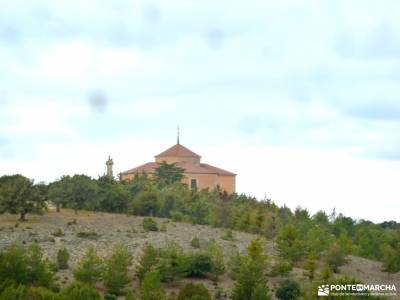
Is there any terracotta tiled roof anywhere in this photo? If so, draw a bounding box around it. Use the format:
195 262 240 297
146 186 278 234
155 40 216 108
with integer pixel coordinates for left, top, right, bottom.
155 144 201 158
121 161 236 176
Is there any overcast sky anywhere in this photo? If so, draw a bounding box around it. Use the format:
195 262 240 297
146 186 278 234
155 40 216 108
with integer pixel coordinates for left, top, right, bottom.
1 1 400 222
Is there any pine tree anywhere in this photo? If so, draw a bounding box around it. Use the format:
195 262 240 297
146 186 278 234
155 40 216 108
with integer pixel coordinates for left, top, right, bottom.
73 247 103 285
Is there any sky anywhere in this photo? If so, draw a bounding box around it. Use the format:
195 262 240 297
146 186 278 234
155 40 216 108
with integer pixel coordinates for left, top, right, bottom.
0 0 400 222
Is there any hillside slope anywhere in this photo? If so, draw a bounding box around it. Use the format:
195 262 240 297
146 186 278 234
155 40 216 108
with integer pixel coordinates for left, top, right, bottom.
0 209 399 298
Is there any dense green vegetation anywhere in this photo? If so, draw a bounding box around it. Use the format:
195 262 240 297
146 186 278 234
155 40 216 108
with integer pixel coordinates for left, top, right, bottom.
0 165 399 299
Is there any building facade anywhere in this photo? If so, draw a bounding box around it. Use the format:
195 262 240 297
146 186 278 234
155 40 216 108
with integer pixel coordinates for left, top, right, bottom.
120 143 236 194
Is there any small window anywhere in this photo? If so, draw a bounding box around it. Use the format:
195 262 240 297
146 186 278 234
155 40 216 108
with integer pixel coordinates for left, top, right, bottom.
190 179 197 190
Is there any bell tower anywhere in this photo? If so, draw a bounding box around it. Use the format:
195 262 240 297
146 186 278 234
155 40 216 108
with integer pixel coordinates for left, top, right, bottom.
106 156 114 178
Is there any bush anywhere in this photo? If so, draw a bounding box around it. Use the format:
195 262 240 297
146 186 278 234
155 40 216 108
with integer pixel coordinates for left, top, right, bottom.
275 279 301 300
221 229 234 241
177 283 211 300
57 248 70 270
182 253 212 277
0 243 54 288
104 293 118 300
190 236 201 248
143 218 158 232
61 282 101 300
269 260 292 277
0 284 60 300
76 231 100 239
52 229 65 237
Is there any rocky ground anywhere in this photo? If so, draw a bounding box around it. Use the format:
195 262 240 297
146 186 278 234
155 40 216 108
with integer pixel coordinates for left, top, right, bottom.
0 209 399 299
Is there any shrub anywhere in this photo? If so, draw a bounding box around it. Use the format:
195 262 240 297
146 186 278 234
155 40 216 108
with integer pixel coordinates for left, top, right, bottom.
73 247 103 285
221 229 234 241
61 282 101 300
143 218 158 232
177 283 211 300
275 279 301 300
76 231 99 239
182 253 212 277
190 236 201 248
269 260 292 277
57 248 70 270
103 244 133 295
52 229 65 237
66 219 77 226
104 293 118 300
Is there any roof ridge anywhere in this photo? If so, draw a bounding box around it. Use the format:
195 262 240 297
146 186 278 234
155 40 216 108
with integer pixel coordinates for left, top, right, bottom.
155 143 201 158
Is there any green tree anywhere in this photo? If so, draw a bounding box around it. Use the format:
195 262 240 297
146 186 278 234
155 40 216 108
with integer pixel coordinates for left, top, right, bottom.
231 258 268 300
177 283 211 300
26 244 54 287
381 244 400 277
73 247 103 285
129 191 159 216
60 282 101 300
50 175 98 214
154 162 184 186
0 174 46 221
96 176 129 213
275 279 301 300
276 224 305 262
57 247 70 270
251 282 270 300
140 271 166 300
324 243 346 273
103 244 133 295
207 242 225 281
136 244 159 283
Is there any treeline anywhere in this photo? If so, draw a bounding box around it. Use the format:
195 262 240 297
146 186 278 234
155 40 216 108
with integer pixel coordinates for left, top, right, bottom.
0 162 399 275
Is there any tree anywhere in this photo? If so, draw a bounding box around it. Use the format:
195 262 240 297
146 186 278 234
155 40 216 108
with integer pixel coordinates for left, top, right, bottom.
26 244 54 287
382 244 400 278
140 271 166 300
96 176 129 213
231 239 270 300
0 175 45 221
324 243 346 273
103 244 133 295
207 242 225 281
57 247 70 270
49 175 98 214
136 244 159 283
231 258 268 300
275 279 301 300
61 282 101 300
0 243 54 288
129 191 159 216
177 283 211 300
154 162 184 186
73 247 103 285
251 282 270 300
276 224 305 262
